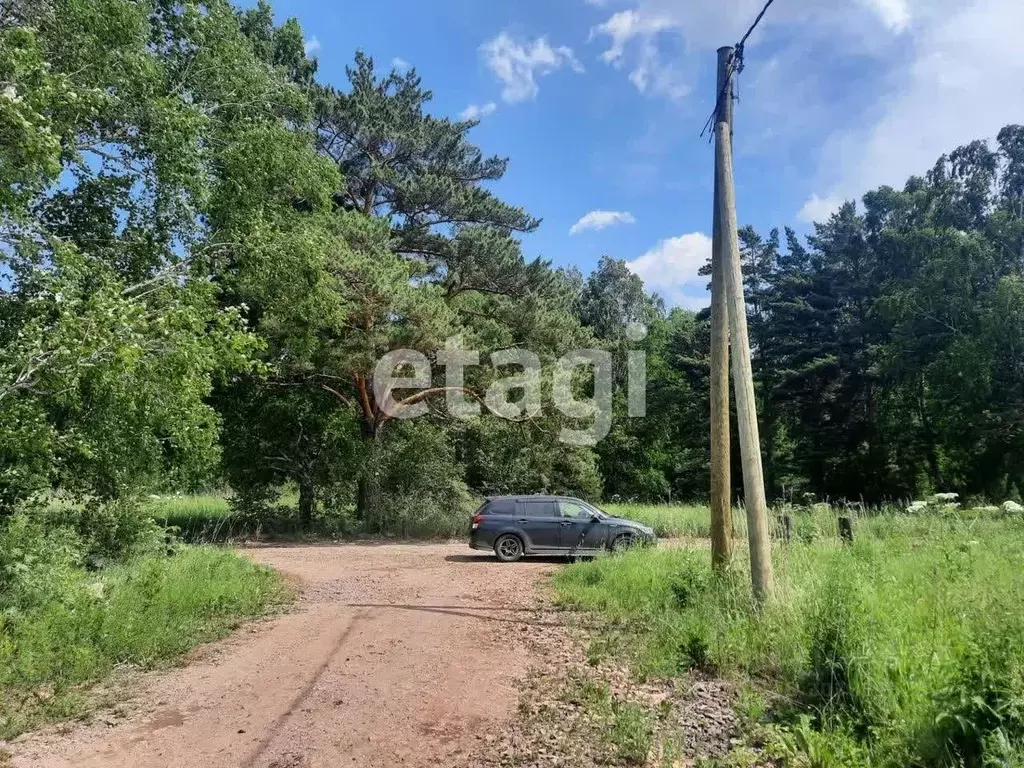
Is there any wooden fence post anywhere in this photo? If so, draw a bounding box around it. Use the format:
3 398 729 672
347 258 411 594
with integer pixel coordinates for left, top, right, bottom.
838 516 854 544
777 514 792 543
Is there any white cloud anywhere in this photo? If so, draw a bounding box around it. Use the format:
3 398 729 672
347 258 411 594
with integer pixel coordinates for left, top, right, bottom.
587 0 919 102
480 33 584 104
626 233 712 309
629 41 690 101
861 0 911 32
569 210 636 235
590 0 1015 222
589 10 687 101
590 10 674 64
391 57 410 71
303 37 320 55
812 0 1024 204
798 194 843 223
459 102 497 121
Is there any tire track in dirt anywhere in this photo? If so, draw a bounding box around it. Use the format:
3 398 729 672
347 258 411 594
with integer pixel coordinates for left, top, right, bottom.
239 612 366 768
7 543 557 768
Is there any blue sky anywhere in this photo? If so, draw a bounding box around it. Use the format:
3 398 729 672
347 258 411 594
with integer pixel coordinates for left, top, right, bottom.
265 0 1022 308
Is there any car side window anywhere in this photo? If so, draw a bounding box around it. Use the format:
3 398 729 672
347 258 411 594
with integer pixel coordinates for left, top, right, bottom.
558 501 590 519
520 501 557 518
487 499 515 516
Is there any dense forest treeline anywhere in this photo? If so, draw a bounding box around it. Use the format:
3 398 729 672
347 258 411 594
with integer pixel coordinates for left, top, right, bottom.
2 0 1023 535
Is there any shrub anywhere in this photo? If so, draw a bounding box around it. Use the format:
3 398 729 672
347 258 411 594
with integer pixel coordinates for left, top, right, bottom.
39 498 164 566
669 561 710 609
771 715 869 768
0 513 86 613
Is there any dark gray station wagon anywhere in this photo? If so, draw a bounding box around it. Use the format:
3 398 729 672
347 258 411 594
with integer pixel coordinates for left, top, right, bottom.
469 495 656 562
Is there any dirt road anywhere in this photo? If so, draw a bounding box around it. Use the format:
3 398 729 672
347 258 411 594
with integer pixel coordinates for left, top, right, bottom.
11 542 558 768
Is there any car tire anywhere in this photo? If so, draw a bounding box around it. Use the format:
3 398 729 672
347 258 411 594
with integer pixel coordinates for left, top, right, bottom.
611 533 635 553
494 534 525 563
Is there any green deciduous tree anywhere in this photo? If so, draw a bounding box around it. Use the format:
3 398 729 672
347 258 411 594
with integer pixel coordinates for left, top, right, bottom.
1 0 273 515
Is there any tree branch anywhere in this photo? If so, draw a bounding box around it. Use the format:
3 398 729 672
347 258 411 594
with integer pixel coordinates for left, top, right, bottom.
321 383 354 408
385 386 533 424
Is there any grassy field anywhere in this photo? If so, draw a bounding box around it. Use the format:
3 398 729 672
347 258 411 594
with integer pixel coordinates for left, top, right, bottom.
146 494 987 545
0 520 289 739
602 503 721 538
148 494 890 543
145 492 470 541
555 513 1024 766
149 496 738 542
603 501 1006 542
148 493 251 541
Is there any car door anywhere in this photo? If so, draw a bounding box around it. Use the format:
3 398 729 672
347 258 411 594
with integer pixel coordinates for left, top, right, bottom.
557 500 607 551
516 499 562 551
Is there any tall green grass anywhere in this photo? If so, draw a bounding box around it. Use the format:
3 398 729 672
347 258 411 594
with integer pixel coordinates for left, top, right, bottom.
555 516 1024 766
148 495 976 544
144 491 472 542
152 497 721 542
602 501 1005 542
602 503 723 538
147 493 234 540
0 530 288 739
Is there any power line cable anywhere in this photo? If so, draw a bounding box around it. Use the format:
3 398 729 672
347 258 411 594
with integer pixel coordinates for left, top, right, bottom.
738 0 776 49
699 0 777 140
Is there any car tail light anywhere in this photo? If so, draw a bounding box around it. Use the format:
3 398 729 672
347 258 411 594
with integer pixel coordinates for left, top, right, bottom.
471 514 483 530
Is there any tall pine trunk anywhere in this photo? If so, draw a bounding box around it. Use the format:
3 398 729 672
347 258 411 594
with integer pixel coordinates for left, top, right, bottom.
355 422 384 532
298 477 316 528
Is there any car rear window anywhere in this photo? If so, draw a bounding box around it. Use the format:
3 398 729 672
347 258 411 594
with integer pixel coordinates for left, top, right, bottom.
484 499 516 516
520 500 558 518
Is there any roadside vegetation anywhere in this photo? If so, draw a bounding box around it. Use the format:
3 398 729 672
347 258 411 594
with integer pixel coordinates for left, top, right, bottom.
556 509 1024 767
146 494 1008 544
145 492 473 542
0 510 287 739
147 495 725 542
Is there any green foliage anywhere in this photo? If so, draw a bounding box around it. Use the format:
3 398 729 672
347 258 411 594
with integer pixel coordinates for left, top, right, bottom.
144 481 474 542
582 127 1024 506
579 256 660 340
555 516 1024 766
206 43 590 527
8 0 1020 531
0 514 84 615
770 716 869 768
609 700 653 765
40 499 165 567
462 418 604 501
577 263 708 503
5 0 1024 754
602 503 735 538
0 516 286 738
801 560 867 718
0 0 286 511
361 420 474 537
741 130 1024 503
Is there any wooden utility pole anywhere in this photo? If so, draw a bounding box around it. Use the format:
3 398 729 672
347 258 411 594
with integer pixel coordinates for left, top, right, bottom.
712 45 774 600
709 48 733 572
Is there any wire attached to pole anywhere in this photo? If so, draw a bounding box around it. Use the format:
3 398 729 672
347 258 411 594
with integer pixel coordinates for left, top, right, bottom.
699 0 777 140
738 0 776 49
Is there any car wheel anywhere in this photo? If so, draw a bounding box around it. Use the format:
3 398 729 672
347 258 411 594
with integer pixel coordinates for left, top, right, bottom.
611 533 635 553
494 534 525 563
